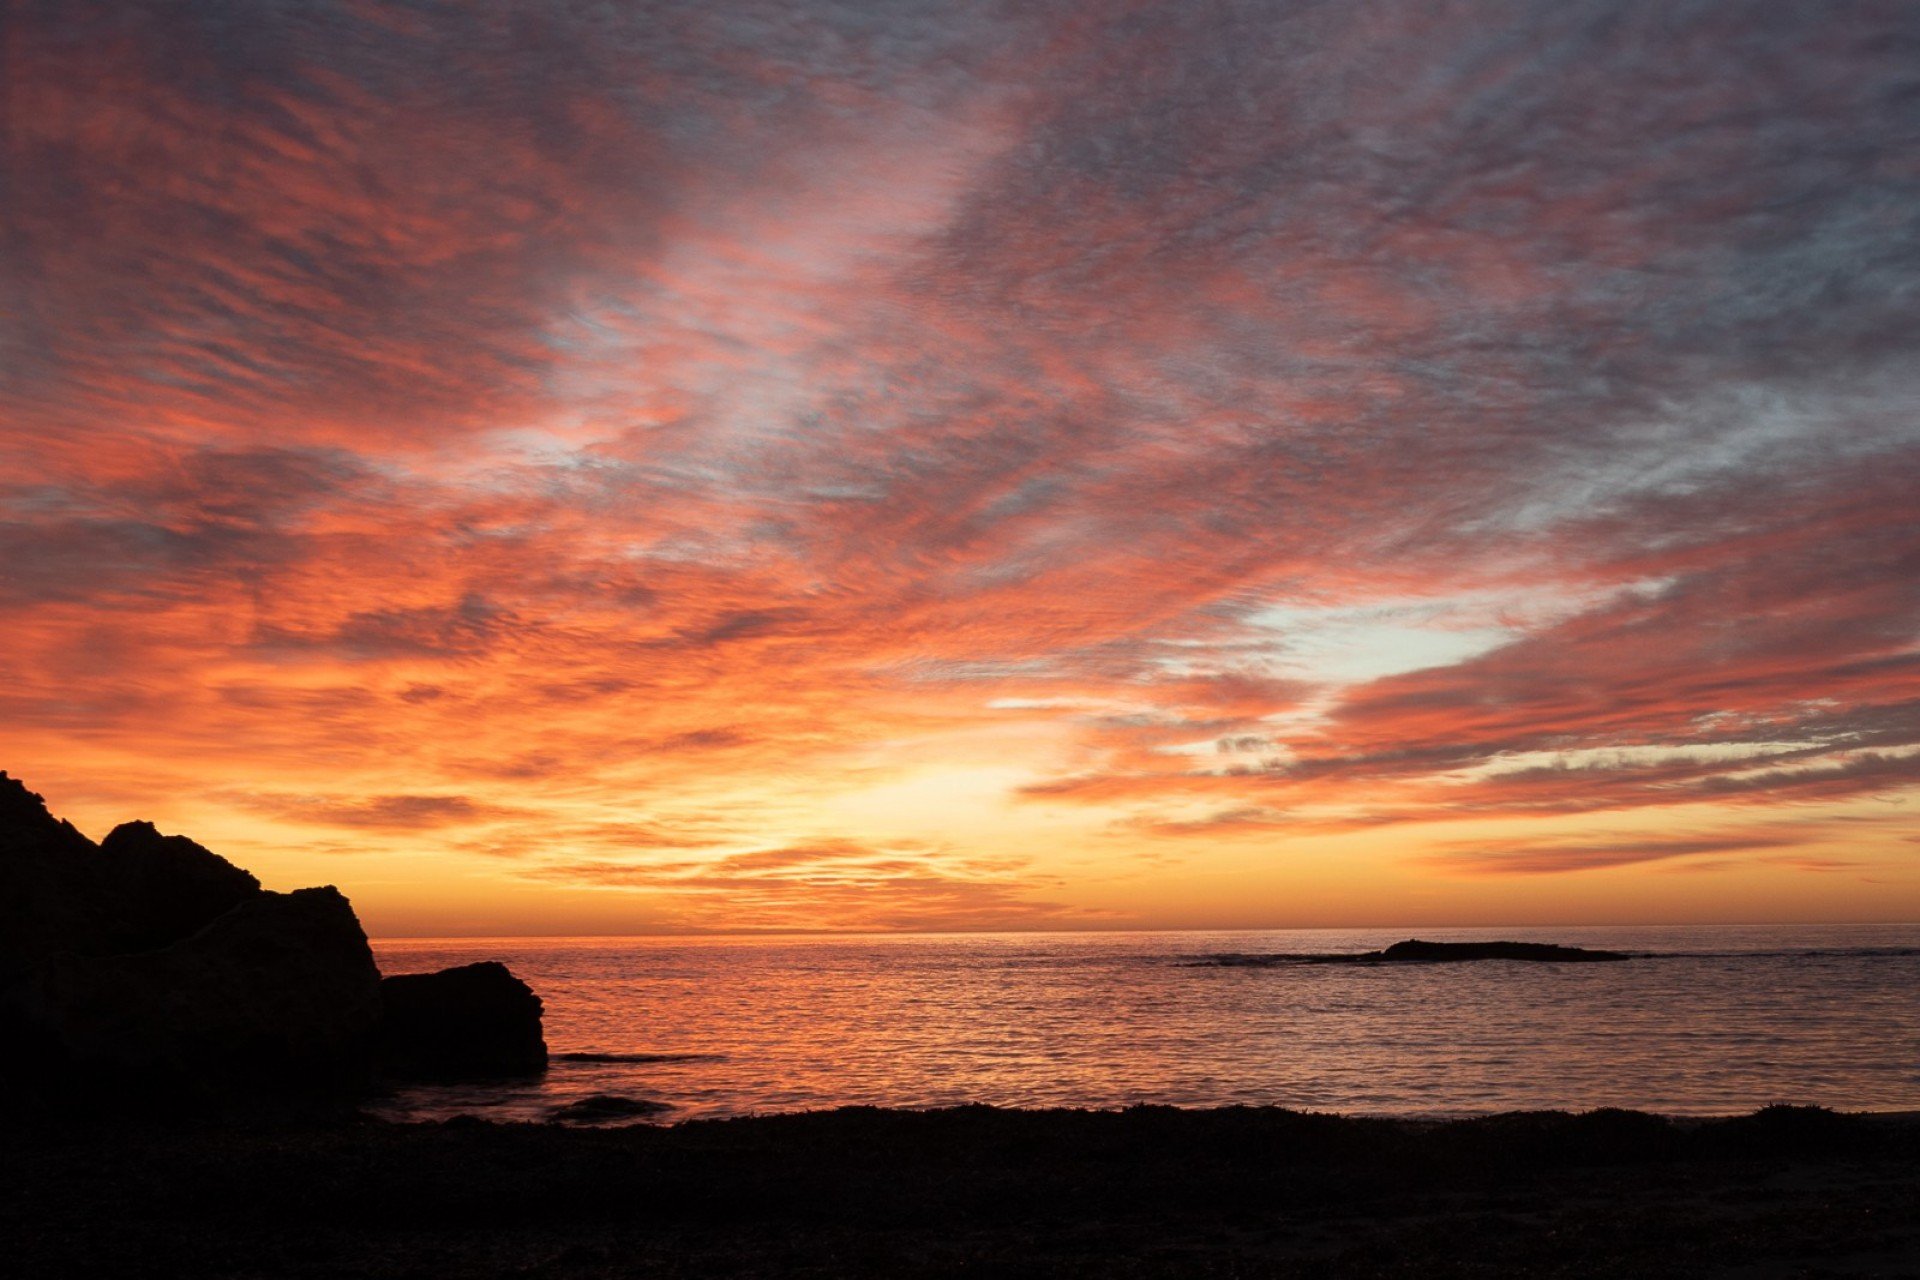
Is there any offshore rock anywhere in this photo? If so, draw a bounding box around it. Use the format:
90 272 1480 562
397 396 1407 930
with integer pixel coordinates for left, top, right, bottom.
379 961 549 1079
548 1093 672 1123
1201 939 1634 967
1364 939 1631 963
4 886 382 1103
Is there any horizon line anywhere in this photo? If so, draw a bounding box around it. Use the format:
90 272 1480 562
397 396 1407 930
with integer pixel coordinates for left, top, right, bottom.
366 918 1920 943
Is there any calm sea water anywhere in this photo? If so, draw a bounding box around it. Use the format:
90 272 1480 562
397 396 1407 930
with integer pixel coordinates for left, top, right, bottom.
369 924 1920 1125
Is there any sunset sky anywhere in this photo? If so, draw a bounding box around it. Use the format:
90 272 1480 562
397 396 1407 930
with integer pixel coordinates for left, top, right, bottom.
5 1 1918 936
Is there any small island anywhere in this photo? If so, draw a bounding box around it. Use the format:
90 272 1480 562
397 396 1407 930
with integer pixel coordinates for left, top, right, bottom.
1202 938 1633 967
1339 938 1633 963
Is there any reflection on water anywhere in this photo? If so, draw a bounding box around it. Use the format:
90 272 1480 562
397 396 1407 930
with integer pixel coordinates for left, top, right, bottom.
370 923 1920 1125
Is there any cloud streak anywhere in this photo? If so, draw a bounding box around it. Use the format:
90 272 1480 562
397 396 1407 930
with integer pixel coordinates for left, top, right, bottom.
5 0 1918 929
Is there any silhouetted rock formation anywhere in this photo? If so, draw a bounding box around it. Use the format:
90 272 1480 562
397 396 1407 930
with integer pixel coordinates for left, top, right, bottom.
1360 939 1630 963
7 887 382 1102
548 1093 671 1123
379 962 548 1078
1201 938 1633 966
0 776 262 978
0 774 116 980
96 821 262 953
0 770 547 1106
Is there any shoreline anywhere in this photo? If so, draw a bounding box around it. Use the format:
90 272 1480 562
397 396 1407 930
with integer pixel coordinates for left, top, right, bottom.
11 1103 1918 1277
369 1094 1920 1129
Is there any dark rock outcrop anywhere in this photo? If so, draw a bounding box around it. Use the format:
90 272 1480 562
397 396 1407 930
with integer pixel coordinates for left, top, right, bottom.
379 961 548 1079
0 774 116 980
0 775 262 979
5 887 382 1103
0 770 545 1106
1360 939 1631 964
548 1093 671 1123
1201 938 1634 967
97 821 262 953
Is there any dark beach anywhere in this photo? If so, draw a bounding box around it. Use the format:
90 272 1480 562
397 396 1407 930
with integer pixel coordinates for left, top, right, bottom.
9 1104 1918 1279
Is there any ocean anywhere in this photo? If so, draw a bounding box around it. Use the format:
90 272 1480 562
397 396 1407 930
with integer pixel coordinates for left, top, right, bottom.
369 923 1920 1125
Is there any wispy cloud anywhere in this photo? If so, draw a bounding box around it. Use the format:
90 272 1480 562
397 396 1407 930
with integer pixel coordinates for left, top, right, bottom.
1426 834 1811 877
523 839 1096 932
226 791 528 832
6 0 1918 928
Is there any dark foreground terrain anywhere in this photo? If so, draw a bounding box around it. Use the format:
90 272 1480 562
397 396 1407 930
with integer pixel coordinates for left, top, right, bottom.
7 1105 1918 1279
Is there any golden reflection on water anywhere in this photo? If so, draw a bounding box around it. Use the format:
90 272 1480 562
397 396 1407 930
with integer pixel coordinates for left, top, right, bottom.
371 924 1920 1125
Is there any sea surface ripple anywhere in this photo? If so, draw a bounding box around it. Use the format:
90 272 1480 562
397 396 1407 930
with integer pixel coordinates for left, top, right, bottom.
369 923 1920 1125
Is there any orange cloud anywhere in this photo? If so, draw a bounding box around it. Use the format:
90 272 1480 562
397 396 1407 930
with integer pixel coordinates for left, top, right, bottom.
6 0 1918 932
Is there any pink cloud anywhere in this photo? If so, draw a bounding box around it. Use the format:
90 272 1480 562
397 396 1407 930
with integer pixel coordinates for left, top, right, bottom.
6 0 1917 927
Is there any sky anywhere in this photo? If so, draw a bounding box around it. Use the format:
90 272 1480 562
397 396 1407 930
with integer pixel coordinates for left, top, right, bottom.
4 0 1918 936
